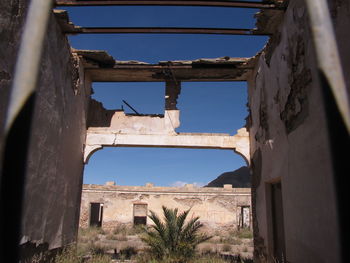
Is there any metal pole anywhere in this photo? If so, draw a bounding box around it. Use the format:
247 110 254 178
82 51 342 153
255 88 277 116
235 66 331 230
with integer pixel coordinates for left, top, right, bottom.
123 100 141 115
305 0 350 134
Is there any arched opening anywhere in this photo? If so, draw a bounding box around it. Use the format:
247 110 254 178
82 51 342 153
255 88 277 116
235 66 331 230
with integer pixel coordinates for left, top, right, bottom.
80 147 252 258
84 147 247 186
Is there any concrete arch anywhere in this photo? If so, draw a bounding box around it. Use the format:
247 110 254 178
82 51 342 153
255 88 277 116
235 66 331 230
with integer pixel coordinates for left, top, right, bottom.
84 128 250 164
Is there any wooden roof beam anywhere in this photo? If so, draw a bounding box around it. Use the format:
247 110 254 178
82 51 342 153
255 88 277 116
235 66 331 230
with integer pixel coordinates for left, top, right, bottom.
63 26 270 36
55 0 283 10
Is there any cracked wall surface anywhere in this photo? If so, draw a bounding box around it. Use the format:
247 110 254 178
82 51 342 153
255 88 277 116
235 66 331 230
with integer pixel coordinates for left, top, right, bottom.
79 183 251 230
248 0 348 262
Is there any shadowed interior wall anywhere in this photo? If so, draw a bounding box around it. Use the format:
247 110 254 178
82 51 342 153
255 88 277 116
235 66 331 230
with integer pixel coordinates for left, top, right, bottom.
247 0 349 262
329 0 350 92
0 0 89 259
0 0 28 134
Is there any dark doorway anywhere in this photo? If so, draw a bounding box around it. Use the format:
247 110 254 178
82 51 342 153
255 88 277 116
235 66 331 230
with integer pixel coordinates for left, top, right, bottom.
271 182 286 262
239 206 251 229
90 203 103 227
133 203 147 225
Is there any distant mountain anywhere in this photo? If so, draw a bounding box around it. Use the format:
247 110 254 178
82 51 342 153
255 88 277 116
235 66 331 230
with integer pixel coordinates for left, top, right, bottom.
205 166 251 188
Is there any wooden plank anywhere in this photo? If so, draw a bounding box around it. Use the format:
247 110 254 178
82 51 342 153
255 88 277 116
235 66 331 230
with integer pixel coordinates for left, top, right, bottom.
85 67 251 82
66 27 269 36
55 0 280 10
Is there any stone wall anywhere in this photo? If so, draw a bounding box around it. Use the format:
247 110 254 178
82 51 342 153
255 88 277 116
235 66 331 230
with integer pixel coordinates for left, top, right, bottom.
80 184 251 231
0 1 89 260
247 0 346 262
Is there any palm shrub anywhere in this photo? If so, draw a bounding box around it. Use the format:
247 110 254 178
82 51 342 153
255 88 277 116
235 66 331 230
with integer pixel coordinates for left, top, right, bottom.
141 206 211 262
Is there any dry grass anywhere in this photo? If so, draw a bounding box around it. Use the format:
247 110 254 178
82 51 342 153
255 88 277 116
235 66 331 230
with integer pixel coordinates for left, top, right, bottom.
221 244 231 252
52 245 111 263
78 226 105 243
75 226 253 262
134 252 229 263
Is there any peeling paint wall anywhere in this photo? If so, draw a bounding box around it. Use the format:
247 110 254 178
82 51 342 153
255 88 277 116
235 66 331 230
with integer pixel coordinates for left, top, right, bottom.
0 1 89 260
248 0 344 262
79 184 251 231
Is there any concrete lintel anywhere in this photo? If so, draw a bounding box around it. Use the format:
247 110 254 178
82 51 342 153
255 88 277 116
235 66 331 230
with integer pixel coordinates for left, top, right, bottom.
69 47 256 82
84 128 250 163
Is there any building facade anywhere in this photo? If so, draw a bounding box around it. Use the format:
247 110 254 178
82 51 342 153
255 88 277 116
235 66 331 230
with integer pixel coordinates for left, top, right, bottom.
79 182 251 231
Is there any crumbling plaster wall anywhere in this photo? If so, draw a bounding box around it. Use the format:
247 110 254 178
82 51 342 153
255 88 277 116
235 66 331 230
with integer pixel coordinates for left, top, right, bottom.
79 184 251 231
87 98 180 135
248 0 342 262
1 0 90 258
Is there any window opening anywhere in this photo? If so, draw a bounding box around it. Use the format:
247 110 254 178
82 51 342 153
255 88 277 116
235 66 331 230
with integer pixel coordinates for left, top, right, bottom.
133 203 148 225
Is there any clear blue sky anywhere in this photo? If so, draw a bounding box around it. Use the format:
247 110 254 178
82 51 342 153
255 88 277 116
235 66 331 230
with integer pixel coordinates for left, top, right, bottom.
64 4 267 186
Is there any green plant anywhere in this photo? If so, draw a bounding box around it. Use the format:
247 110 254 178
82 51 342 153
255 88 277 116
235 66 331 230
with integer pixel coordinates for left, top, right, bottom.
141 206 211 263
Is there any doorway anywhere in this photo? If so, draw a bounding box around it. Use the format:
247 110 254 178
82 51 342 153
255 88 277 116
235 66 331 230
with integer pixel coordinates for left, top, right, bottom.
269 182 286 262
89 202 104 227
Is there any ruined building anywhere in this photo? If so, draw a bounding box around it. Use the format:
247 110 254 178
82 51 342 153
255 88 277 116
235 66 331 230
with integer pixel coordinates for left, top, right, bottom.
0 0 349 263
79 182 251 230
